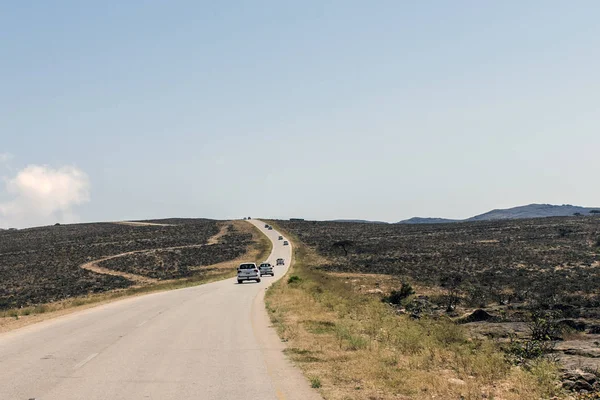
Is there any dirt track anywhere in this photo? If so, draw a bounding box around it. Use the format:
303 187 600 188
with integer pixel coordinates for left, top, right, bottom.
80 223 232 284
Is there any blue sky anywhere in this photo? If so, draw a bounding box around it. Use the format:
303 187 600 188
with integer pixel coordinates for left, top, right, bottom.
1 1 599 227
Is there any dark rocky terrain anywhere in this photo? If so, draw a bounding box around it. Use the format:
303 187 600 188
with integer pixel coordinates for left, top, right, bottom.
276 216 600 394
0 219 249 309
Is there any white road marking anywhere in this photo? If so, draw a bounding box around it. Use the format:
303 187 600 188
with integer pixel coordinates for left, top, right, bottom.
74 353 98 369
136 319 149 327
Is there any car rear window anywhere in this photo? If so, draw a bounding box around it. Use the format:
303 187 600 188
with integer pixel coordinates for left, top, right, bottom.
260 264 270 267
239 264 255 269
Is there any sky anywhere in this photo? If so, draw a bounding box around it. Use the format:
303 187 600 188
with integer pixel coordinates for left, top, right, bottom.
1 1 599 228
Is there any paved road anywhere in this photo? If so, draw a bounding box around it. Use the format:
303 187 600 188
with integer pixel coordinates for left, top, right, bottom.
0 220 321 400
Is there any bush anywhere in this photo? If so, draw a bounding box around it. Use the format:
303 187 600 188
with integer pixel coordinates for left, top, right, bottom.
558 227 572 237
287 275 302 285
528 311 563 341
506 336 555 362
310 376 321 388
382 282 415 305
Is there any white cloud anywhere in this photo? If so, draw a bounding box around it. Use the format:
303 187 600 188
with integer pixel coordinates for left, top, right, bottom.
0 165 91 228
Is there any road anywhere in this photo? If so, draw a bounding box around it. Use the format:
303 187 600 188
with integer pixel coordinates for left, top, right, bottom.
0 220 321 400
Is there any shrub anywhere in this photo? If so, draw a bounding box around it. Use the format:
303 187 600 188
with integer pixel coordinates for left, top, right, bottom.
529 311 563 341
382 282 415 305
287 275 302 285
331 240 354 256
558 227 572 237
506 336 554 362
440 272 463 312
310 376 321 388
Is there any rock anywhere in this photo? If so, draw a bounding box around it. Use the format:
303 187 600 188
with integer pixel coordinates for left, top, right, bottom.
448 378 466 386
561 370 600 392
573 379 594 392
563 370 597 383
459 309 499 323
588 325 600 334
579 372 597 384
562 380 576 390
560 319 587 332
366 288 383 294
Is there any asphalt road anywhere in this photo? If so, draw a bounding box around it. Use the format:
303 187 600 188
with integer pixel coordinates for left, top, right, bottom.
0 220 321 400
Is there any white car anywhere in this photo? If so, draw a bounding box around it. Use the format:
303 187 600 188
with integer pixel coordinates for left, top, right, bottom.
276 258 285 266
259 262 274 277
283 240 289 246
237 263 260 283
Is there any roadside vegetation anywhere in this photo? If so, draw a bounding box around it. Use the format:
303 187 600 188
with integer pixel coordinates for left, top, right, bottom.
265 223 566 399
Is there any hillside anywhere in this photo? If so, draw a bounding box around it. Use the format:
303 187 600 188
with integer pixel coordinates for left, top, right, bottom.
0 219 252 309
397 217 458 224
468 203 600 221
398 203 600 224
330 219 389 224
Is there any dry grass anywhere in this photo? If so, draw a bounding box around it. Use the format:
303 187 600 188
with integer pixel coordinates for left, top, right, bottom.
265 233 564 400
0 220 270 333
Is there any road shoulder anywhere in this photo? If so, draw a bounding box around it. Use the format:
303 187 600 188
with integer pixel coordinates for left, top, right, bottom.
248 220 322 400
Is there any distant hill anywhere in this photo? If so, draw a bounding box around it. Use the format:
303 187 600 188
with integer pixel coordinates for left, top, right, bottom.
330 219 389 224
398 204 600 224
466 204 600 221
397 217 459 224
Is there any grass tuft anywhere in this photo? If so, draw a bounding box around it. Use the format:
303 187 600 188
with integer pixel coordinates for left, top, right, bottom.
310 376 322 388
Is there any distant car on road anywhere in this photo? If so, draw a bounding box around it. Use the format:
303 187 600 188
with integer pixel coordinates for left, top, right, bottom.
259 262 274 277
278 236 283 240
265 224 269 228
283 240 289 246
268 226 273 230
276 258 285 266
237 263 260 283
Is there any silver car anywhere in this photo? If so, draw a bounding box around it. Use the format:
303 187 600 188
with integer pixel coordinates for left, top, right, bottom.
237 263 261 283
259 262 274 277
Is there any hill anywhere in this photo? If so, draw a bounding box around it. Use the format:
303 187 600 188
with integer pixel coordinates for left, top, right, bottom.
397 217 458 224
398 204 600 224
467 204 600 221
330 219 389 224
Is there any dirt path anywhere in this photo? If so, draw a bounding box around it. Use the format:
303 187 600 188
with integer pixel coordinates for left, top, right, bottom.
80 257 158 285
207 222 231 244
80 223 233 284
